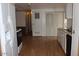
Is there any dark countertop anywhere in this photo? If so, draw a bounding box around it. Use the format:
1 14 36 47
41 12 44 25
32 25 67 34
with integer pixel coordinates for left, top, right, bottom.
16 29 22 33
58 28 72 36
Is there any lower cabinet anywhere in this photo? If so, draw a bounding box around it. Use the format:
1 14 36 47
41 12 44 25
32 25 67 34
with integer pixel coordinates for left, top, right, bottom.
57 29 66 53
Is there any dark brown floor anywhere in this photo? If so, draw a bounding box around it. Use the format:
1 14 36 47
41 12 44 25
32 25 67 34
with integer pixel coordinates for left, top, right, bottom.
19 36 65 56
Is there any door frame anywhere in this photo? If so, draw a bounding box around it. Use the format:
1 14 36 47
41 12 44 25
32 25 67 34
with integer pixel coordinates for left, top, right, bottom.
0 3 18 56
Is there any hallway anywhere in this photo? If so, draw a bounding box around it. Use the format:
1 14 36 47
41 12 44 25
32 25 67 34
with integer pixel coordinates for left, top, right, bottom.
19 36 65 56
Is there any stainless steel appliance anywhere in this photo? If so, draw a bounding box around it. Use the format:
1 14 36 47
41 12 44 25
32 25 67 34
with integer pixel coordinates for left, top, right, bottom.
66 34 72 56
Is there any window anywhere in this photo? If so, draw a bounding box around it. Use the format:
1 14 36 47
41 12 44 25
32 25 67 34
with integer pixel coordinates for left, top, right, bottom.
35 12 40 19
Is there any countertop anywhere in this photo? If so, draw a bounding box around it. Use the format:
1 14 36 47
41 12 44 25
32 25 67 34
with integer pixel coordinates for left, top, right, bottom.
58 28 72 36
16 29 22 33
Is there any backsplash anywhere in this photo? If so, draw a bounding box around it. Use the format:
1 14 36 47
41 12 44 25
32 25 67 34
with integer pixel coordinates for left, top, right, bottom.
64 18 72 30
67 19 72 29
64 18 67 29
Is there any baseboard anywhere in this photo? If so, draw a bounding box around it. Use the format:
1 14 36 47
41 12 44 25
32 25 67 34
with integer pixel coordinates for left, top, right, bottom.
45 36 57 40
18 43 22 54
32 36 57 40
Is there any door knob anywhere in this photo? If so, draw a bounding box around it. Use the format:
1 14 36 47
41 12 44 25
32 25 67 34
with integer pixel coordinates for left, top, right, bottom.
72 30 75 34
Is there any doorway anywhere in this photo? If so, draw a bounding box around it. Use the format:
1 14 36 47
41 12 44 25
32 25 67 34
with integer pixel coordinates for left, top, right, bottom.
26 10 32 36
16 9 32 36
15 5 33 54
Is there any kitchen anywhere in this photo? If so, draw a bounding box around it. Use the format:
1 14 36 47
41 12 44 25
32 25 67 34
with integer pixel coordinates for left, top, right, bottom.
57 3 72 56
15 3 73 56
0 3 79 56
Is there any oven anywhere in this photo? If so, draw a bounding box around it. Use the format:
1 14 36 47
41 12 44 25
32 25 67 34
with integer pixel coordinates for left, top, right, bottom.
17 29 22 47
66 34 72 56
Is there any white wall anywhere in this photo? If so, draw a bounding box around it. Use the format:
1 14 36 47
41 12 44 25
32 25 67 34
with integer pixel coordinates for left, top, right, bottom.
32 8 64 36
16 11 26 27
57 13 64 28
31 3 65 9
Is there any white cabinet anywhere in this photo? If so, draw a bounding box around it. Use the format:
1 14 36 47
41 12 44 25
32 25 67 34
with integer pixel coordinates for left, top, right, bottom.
61 30 66 53
57 29 66 53
65 3 73 19
57 30 62 45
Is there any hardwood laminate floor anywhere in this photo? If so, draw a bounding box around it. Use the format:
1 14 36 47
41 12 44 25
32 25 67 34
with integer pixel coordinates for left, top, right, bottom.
19 36 65 56
0 48 1 56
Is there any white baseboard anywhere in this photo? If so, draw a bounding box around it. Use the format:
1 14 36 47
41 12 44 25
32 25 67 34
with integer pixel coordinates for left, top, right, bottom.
18 43 22 54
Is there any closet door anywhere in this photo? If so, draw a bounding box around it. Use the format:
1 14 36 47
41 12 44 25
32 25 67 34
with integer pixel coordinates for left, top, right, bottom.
46 13 58 36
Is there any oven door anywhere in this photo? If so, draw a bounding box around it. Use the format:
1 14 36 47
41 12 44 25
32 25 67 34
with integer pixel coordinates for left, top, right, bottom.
66 34 72 56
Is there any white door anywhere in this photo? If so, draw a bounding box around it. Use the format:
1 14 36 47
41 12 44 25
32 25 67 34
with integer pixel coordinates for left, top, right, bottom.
32 11 42 36
46 13 54 36
0 3 18 56
46 13 57 36
71 3 79 56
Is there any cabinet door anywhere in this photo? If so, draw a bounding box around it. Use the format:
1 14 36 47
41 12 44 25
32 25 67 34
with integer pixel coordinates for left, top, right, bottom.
57 30 66 53
57 30 61 43
65 3 73 19
61 31 66 53
57 30 63 47
57 30 61 44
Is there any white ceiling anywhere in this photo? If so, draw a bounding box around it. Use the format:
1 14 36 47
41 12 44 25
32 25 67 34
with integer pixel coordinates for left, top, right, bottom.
15 3 65 10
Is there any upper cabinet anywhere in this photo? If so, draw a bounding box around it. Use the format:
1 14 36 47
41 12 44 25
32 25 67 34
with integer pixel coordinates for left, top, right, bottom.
65 3 73 19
